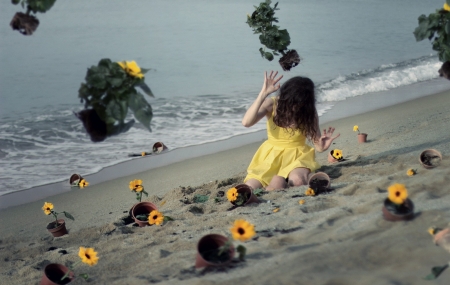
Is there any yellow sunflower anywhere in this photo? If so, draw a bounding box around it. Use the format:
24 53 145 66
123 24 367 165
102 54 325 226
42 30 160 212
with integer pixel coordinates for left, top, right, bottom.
353 125 359 132
428 227 437 236
141 152 146 156
231 219 255 242
305 188 315 196
78 247 99 266
42 202 54 215
79 179 89 188
148 210 164 225
406 169 416 176
445 3 450 11
387 183 408 205
227 187 238 202
332 149 343 160
299 199 305 205
129 179 143 191
117 61 144 79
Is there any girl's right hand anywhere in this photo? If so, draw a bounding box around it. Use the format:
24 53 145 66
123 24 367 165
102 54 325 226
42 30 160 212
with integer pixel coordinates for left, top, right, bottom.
260 71 283 98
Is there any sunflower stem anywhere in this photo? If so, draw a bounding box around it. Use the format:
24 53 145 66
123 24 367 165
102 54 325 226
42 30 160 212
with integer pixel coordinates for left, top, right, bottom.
52 211 59 227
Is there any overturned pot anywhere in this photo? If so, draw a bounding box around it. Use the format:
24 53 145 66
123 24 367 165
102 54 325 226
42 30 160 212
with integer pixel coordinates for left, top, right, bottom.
231 184 260 206
419 149 442 169
382 198 415 222
130 202 159 227
307 172 331 194
69 174 82 186
152 142 168 154
40 263 73 285
195 234 235 269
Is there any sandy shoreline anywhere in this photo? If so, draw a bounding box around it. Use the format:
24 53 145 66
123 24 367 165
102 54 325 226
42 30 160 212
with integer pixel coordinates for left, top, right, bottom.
1 89 450 284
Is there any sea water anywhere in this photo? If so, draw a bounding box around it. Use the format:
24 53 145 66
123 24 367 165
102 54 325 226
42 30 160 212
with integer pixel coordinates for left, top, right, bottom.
0 0 447 196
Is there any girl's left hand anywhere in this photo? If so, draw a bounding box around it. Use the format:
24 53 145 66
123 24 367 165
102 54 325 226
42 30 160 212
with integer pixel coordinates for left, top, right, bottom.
316 127 340 152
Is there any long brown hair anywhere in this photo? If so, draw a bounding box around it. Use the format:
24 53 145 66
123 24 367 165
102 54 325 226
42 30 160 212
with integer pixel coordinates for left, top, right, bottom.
273 76 317 140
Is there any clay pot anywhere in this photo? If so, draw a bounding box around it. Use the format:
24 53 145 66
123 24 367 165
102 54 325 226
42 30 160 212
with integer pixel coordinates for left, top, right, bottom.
419 149 442 169
358 133 368 143
130 202 158 227
69 174 82 186
195 234 235 268
231 184 260 206
152 142 168 154
307 172 331 194
382 198 414 221
328 151 339 163
40 263 73 285
47 219 68 237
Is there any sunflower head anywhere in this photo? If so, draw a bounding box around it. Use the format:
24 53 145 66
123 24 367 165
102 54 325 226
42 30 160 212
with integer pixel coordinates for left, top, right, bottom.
305 188 315 196
331 149 343 160
78 247 99 266
148 210 164 226
129 179 143 192
227 187 238 202
299 199 305 205
387 183 408 205
118 61 144 79
444 3 450 11
231 219 255 242
406 169 416 176
141 152 146 156
79 179 89 188
353 125 359 132
42 202 54 215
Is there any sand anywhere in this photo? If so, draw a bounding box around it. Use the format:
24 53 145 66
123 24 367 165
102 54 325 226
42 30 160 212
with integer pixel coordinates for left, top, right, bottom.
1 89 450 285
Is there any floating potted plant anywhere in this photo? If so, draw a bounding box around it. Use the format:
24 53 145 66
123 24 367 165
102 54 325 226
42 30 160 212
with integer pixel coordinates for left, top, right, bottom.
246 0 300 71
414 3 450 78
76 59 154 142
424 227 450 280
328 149 344 163
307 172 331 195
10 0 57 36
382 183 414 221
353 125 367 143
226 184 260 206
419 149 442 169
195 219 255 268
42 202 74 237
40 246 99 285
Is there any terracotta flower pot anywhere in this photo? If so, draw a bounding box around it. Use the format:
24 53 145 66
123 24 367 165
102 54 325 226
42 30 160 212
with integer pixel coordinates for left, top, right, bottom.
195 234 235 268
327 151 339 163
358 133 368 143
307 172 331 194
69 174 82 186
152 142 168 154
130 202 158 227
382 198 414 221
47 219 68 237
232 184 260 206
40 263 73 285
419 149 442 169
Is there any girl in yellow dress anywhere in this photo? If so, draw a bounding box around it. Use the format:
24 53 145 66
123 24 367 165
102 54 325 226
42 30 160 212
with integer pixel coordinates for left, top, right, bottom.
242 71 340 191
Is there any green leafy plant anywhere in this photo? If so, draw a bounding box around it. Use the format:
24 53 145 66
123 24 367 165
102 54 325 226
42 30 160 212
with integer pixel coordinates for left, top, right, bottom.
246 0 300 71
76 59 154 142
10 0 57 35
413 2 450 78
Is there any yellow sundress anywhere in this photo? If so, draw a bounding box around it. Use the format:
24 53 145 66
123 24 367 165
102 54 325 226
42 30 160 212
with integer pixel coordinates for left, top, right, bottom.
244 97 320 187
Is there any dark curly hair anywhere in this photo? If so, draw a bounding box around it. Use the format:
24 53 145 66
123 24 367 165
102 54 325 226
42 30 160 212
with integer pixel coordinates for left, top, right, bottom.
273 76 318 140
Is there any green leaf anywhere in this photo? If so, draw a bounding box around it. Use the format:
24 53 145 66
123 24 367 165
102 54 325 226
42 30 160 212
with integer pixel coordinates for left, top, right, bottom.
27 0 57 13
253 188 265 196
63 211 75 221
264 52 274 61
193 194 209 203
413 15 433 42
105 99 128 121
447 0 450 7
128 92 153 131
163 216 174 221
135 214 148 221
424 264 449 280
78 273 89 281
237 245 247 261
136 82 154 97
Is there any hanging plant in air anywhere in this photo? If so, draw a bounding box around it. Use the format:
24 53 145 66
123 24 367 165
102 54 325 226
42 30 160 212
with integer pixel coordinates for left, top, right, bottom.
413 1 450 80
76 59 154 142
246 0 300 71
9 0 57 35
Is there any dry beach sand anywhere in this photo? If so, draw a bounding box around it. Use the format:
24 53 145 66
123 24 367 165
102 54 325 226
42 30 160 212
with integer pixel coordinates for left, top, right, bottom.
1 89 450 285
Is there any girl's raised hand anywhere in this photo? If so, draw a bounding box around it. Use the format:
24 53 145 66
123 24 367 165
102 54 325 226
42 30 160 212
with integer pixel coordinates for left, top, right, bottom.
260 71 283 97
317 127 340 152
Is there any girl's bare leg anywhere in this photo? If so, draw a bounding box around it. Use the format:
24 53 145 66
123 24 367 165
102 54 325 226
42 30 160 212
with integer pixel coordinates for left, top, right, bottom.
288 167 311 187
266 175 288 191
245 178 263 190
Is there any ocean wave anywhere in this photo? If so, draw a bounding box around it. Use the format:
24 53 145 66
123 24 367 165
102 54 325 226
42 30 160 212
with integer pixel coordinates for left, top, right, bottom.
316 55 440 102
